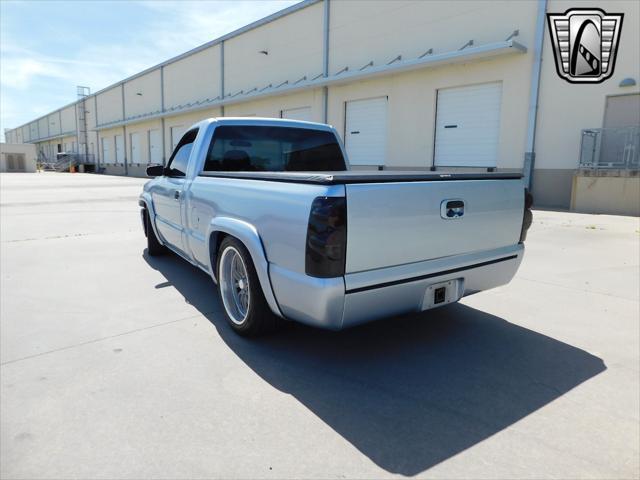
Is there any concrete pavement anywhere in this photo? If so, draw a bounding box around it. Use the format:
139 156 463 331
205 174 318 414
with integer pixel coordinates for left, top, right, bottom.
1 172 638 479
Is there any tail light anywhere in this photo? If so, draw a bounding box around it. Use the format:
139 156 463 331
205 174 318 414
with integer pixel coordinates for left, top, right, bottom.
520 189 533 243
305 196 347 278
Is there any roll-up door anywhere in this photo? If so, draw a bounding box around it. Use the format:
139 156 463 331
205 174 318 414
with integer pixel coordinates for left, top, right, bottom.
115 135 124 164
149 129 162 164
345 97 387 166
434 82 502 168
130 132 141 164
281 106 312 122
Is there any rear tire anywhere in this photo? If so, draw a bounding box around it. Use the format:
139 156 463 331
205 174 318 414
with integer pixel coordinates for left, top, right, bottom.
144 209 166 256
216 237 281 336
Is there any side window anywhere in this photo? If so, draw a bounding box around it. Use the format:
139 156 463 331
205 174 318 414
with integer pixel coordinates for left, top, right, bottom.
167 128 198 177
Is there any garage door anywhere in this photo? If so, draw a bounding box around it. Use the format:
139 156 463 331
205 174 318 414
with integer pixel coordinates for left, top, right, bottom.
149 129 162 164
170 126 186 154
434 82 502 167
130 132 141 164
115 135 124 164
102 138 111 163
345 97 387 166
281 106 312 122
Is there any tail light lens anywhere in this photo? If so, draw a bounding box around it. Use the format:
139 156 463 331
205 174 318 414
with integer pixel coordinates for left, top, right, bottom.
520 189 533 243
305 196 347 278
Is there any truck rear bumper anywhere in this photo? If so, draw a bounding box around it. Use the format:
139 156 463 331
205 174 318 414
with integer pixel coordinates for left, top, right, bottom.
268 244 524 330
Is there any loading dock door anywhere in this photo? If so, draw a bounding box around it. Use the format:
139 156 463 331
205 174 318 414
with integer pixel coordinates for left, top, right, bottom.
171 126 186 154
434 82 502 168
345 97 387 166
149 129 162 164
102 138 111 163
130 132 141 164
115 135 124 164
281 106 312 122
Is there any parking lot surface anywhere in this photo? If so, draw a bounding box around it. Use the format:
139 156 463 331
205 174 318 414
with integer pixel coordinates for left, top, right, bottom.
1 172 639 479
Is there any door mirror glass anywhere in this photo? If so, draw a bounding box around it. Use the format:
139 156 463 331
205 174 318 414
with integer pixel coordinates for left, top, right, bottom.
146 164 164 177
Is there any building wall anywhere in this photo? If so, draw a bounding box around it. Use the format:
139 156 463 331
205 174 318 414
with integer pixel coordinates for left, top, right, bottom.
123 118 163 166
98 126 124 174
48 112 61 137
37 117 48 139
84 97 99 161
164 46 221 110
163 107 222 158
124 69 162 118
96 86 123 126
5 0 640 213
225 2 323 95
327 52 531 170
0 143 38 172
28 122 37 141
60 105 76 135
532 0 640 208
60 135 78 153
224 89 323 121
571 172 640 216
329 1 537 72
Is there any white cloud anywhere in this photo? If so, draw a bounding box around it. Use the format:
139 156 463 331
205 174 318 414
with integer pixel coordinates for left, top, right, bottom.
0 0 299 140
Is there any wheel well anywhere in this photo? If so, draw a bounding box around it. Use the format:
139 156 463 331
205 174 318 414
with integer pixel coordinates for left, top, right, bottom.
209 231 228 274
141 206 148 237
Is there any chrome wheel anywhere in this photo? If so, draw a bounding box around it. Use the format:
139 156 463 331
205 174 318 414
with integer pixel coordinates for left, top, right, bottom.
219 246 250 325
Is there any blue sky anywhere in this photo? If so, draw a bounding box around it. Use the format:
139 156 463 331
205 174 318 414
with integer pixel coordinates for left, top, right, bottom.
0 0 299 141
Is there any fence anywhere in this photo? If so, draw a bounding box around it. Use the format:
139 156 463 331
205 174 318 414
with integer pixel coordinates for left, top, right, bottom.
579 126 639 170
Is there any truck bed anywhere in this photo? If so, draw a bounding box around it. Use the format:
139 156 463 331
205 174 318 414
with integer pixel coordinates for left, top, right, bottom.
198 170 523 185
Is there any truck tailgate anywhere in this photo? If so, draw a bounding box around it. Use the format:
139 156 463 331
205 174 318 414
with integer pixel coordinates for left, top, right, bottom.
345 179 524 273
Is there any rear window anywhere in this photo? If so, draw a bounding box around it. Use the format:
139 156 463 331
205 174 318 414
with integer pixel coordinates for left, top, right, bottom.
202 126 346 172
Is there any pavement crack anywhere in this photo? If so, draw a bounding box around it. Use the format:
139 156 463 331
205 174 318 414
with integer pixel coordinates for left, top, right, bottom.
3 230 138 243
0 312 215 366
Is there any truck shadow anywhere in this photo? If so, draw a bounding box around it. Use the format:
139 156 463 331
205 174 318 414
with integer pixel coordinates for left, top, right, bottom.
144 252 606 476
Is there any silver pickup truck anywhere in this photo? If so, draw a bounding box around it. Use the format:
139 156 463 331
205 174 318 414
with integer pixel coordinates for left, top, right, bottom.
139 118 532 336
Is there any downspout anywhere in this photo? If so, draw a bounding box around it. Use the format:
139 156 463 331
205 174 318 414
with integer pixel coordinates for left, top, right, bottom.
161 66 166 166
523 0 547 190
322 0 330 123
121 83 128 175
220 41 225 117
95 96 101 170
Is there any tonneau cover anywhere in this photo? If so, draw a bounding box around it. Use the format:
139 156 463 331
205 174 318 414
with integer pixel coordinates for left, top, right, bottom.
199 171 523 184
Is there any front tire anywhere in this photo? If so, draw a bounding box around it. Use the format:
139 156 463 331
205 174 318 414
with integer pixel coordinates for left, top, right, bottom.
217 237 281 336
144 209 166 256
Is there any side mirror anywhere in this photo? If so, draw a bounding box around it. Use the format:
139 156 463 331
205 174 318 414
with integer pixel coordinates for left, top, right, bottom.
146 165 165 177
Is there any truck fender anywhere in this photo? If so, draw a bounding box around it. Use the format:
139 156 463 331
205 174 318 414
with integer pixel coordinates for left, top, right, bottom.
138 194 165 246
206 217 283 319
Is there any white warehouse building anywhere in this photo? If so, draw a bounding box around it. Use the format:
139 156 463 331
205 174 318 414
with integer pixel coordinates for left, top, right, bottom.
4 0 640 214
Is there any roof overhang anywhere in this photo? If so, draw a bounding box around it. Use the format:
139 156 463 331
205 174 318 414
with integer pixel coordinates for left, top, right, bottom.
29 131 76 143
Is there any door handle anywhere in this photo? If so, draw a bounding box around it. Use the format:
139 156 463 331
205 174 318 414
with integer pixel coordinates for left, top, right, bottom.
174 190 180 200
441 199 465 219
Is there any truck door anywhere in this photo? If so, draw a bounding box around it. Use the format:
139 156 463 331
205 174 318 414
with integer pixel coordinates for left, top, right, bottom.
151 128 198 254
